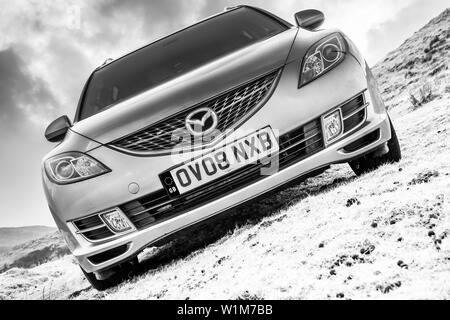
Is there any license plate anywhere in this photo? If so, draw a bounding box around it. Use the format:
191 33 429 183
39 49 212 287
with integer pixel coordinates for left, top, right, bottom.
159 127 279 197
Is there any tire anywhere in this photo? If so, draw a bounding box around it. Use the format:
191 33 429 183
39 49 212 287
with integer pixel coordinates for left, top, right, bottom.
81 267 120 291
349 117 401 176
80 257 138 291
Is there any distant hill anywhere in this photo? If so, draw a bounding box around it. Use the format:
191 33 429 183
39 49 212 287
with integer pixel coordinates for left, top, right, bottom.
0 226 56 248
0 231 69 272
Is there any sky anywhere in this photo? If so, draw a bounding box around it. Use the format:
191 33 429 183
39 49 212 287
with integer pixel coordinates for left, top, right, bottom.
0 0 448 227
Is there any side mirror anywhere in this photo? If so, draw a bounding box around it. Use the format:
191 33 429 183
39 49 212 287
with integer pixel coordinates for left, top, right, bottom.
45 115 72 143
294 9 325 30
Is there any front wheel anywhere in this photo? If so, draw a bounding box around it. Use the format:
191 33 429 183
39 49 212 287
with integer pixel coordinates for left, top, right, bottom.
80 257 138 291
349 117 401 176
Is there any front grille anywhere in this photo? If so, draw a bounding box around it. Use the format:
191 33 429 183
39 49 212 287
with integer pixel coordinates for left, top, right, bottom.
111 69 281 153
341 93 367 133
121 119 324 230
73 215 114 241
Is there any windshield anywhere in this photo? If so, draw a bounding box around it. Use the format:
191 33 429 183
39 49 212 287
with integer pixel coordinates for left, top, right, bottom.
78 7 288 120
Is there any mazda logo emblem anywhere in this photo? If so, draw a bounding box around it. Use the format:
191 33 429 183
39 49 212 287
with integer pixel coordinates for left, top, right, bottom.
185 107 218 136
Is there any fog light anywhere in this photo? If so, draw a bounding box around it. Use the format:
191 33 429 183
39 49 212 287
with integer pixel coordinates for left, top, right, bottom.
100 209 133 233
323 109 343 144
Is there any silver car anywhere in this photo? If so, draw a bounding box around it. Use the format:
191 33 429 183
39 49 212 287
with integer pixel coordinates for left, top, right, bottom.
42 6 401 290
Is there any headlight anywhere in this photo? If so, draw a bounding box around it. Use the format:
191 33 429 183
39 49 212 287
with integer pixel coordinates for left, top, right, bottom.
44 152 110 184
299 33 347 87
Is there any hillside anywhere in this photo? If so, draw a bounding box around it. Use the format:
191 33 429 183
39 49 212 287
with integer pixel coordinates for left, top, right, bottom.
0 226 56 248
372 8 450 112
0 8 449 300
0 231 69 273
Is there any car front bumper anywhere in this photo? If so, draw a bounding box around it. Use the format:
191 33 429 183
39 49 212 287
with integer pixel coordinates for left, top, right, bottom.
43 54 391 273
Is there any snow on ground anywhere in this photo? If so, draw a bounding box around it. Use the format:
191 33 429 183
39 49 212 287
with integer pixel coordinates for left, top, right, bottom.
0 256 88 300
0 8 448 300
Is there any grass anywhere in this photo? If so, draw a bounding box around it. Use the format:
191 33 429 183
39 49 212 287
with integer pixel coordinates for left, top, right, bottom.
409 83 434 109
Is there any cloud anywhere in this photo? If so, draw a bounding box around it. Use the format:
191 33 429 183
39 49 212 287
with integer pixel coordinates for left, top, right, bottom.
366 0 450 64
98 0 194 33
0 47 58 127
0 47 57 228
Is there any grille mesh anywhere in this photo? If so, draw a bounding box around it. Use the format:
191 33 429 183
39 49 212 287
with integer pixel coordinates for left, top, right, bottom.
111 70 280 153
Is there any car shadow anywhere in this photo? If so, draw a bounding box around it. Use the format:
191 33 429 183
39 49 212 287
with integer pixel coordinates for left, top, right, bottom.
132 164 356 277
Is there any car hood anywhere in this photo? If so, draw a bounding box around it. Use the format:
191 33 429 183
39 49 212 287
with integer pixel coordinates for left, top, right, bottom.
71 28 298 145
